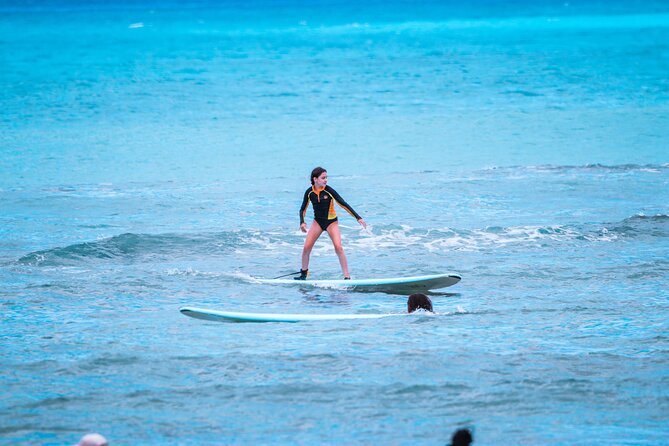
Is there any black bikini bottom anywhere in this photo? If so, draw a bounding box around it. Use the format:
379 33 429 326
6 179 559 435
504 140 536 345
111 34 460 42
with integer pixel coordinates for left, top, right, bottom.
315 217 338 231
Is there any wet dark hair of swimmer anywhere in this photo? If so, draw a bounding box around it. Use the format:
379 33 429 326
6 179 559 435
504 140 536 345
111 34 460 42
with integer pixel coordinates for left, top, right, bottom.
449 428 473 446
407 293 433 313
310 166 327 185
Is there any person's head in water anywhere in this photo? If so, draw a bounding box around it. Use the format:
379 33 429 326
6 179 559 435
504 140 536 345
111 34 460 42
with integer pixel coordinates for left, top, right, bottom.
449 428 473 446
310 167 327 186
407 293 433 313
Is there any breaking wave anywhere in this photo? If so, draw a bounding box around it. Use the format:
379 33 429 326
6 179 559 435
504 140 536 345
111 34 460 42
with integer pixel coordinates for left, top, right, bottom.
482 163 669 174
17 214 667 267
352 214 669 252
17 231 258 267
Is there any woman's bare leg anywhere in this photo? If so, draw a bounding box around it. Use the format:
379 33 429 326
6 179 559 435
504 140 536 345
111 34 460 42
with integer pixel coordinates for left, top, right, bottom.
326 222 349 278
301 221 323 270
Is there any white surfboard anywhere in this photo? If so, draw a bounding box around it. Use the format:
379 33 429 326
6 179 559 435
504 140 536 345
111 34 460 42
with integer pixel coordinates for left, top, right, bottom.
180 307 403 323
255 273 460 292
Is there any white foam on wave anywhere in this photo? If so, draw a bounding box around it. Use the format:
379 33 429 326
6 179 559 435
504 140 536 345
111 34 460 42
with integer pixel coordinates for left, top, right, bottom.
408 309 470 317
425 225 607 252
224 271 258 283
349 226 423 251
246 235 294 251
27 253 46 266
165 268 225 278
408 309 437 316
588 227 620 243
233 231 300 257
309 282 351 291
345 223 619 254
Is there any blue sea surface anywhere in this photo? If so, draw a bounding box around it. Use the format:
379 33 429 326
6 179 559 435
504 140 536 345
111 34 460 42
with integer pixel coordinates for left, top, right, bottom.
1 1 668 444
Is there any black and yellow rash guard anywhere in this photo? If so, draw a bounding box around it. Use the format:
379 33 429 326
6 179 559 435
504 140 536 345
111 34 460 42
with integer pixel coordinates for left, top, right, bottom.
299 185 362 228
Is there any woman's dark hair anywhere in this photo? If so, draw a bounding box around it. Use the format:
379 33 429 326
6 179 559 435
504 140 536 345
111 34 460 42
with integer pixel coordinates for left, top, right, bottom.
408 293 433 313
310 167 327 185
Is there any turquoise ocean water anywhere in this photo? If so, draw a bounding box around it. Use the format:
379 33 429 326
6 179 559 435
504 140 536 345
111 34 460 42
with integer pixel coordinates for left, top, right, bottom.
1 1 668 444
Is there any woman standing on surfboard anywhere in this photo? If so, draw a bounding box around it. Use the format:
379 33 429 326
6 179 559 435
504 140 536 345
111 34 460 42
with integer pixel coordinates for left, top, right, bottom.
296 167 366 280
